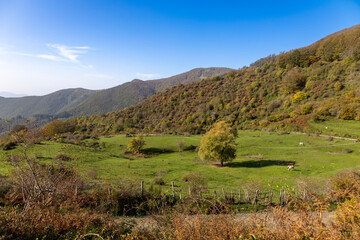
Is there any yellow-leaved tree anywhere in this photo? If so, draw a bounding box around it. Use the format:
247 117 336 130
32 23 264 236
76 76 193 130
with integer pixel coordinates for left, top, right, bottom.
198 121 236 167
127 135 145 153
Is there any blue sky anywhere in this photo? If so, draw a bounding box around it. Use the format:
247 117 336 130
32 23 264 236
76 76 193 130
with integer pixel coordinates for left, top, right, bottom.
0 0 359 95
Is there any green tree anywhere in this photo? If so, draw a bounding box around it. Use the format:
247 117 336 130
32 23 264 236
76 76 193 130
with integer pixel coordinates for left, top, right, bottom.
127 135 145 153
290 49 301 67
198 121 236 167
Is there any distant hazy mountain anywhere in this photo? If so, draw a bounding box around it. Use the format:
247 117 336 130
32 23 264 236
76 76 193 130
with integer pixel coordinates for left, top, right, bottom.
0 67 232 119
0 92 27 98
0 88 95 119
70 67 232 116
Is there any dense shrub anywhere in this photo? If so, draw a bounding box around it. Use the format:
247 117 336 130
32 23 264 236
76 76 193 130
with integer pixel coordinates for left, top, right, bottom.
331 170 360 201
1 140 17 150
291 91 307 103
42 119 76 137
152 177 165 185
340 106 356 120
54 153 72 161
301 103 313 115
0 204 117 240
334 81 343 90
127 135 145 153
281 68 307 94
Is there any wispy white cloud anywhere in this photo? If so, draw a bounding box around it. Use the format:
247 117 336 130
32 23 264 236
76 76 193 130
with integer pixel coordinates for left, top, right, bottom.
36 54 62 61
0 43 91 64
135 73 159 79
46 44 90 63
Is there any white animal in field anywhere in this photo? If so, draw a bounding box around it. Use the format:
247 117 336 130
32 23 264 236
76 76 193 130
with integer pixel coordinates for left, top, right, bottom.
325 127 328 129
287 162 295 171
299 142 304 146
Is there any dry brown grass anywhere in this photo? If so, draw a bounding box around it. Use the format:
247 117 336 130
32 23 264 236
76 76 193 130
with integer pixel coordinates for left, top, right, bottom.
124 169 360 240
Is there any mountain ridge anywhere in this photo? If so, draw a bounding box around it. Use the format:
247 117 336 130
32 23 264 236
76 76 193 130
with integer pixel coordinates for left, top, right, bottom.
0 92 28 98
69 67 232 116
0 67 232 119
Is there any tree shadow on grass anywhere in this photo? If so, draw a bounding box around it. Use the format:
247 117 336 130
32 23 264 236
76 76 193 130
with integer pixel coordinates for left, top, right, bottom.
143 147 175 155
227 160 296 168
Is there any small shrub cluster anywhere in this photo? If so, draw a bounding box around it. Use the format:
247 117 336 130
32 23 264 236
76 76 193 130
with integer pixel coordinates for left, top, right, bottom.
152 176 165 185
54 153 72 161
181 172 208 194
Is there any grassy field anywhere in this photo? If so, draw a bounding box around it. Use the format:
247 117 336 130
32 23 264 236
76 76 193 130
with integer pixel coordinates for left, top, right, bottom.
309 120 360 138
1 129 360 196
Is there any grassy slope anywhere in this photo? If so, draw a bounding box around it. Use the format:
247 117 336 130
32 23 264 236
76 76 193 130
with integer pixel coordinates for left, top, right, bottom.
309 120 360 138
2 129 359 195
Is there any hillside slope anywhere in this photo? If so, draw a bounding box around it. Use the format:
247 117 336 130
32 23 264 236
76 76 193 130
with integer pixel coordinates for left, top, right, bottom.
0 88 95 119
0 67 231 120
70 24 360 135
69 67 232 116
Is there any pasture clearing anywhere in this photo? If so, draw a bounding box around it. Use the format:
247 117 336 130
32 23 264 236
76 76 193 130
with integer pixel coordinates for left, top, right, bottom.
1 130 359 195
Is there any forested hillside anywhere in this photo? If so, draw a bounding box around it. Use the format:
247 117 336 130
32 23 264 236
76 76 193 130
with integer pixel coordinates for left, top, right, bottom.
69 67 232 116
0 88 95 119
68 24 360 135
0 68 230 120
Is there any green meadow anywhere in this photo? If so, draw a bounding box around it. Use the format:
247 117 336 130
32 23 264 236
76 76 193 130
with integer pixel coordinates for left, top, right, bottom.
309 120 360 138
1 129 360 196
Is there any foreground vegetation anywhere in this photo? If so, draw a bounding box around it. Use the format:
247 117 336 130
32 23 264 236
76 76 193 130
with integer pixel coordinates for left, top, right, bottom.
0 148 360 239
0 119 359 239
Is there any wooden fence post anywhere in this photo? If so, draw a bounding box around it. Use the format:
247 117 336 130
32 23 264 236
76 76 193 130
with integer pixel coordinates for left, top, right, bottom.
238 189 241 203
270 190 273 204
179 189 182 202
303 189 306 201
189 186 191 197
231 190 234 203
141 181 144 197
222 188 226 201
171 182 175 198
214 190 217 200
74 185 78 198
252 190 259 205
253 190 259 211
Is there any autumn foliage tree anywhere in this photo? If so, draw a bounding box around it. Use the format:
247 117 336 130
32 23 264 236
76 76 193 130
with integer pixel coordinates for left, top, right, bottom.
127 135 145 154
198 121 236 167
41 119 75 137
281 68 306 94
